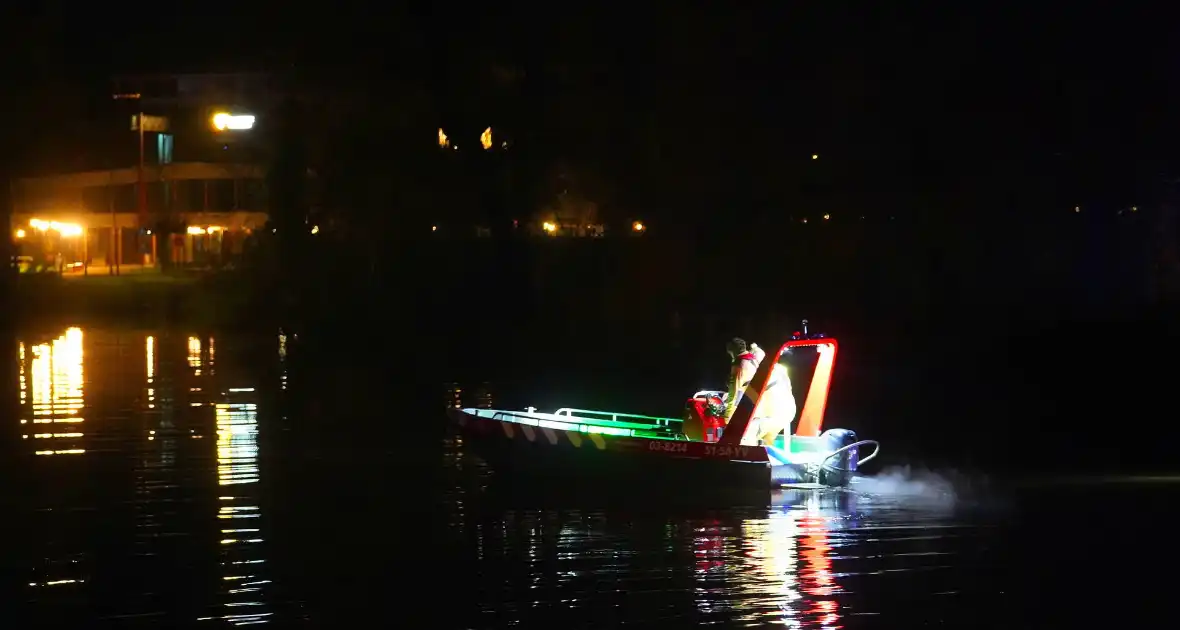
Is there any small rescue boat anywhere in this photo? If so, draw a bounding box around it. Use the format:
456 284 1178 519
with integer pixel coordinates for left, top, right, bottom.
448 329 879 489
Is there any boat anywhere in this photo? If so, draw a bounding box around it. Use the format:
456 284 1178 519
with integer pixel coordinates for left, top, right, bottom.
447 326 879 489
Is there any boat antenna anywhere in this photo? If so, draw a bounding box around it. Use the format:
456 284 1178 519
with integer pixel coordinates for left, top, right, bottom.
802 319 809 335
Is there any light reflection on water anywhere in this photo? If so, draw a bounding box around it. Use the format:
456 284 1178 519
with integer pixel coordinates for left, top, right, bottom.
15 326 281 625
202 390 272 625
12 332 989 627
441 428 987 629
16 334 1173 626
19 327 86 455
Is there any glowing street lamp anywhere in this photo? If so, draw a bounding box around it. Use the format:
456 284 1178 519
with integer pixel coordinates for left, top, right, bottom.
211 112 256 131
632 220 646 233
29 219 83 237
542 221 557 234
15 228 26 239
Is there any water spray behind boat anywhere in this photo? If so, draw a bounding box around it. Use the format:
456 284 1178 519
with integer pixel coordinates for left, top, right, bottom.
850 465 993 510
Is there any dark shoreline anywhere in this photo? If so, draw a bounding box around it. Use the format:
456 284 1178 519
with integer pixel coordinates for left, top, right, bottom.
11 271 267 330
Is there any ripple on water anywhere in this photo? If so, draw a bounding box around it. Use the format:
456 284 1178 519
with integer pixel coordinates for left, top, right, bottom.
14 328 287 625
22 331 1163 626
438 435 1005 629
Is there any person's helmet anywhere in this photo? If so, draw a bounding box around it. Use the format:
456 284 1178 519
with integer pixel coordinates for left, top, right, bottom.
726 337 747 356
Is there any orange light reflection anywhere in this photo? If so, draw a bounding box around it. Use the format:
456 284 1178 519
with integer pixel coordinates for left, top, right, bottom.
732 499 843 628
19 328 85 453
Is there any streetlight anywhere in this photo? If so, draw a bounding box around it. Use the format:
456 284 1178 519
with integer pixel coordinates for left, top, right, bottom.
632 220 646 233
116 93 170 274
29 218 83 237
211 112 255 131
25 218 86 275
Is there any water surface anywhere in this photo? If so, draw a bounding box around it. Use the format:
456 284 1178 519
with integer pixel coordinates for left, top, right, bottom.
7 326 1171 627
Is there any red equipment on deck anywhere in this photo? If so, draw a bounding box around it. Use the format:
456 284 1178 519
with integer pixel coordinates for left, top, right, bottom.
685 394 727 442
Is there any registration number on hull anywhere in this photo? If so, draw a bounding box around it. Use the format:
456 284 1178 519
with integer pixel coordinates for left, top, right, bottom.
703 444 755 459
647 441 689 453
644 441 758 460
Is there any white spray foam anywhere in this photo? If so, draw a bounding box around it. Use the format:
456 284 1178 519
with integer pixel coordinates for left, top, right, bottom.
851 465 968 509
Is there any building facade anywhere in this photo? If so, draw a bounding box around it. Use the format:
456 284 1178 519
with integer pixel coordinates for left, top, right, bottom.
12 162 267 268
9 73 274 271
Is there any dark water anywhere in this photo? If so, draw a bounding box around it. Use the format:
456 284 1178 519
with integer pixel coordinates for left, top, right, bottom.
6 326 1175 627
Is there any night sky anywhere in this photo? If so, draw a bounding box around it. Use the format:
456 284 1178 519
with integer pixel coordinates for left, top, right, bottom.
4 5 1178 226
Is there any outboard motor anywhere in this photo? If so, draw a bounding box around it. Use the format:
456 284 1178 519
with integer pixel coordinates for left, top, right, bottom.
817 429 859 487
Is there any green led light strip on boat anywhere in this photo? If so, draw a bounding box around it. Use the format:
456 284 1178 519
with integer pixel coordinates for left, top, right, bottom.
481 409 684 439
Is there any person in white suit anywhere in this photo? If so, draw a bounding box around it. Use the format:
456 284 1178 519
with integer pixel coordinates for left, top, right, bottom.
728 341 796 446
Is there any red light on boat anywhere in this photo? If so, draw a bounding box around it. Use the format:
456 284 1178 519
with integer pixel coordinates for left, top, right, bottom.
792 331 801 338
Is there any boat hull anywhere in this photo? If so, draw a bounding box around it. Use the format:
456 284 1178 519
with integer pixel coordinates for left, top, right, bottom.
448 409 850 489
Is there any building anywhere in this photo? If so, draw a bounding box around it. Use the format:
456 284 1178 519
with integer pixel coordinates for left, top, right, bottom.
12 162 267 268
9 73 274 270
